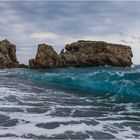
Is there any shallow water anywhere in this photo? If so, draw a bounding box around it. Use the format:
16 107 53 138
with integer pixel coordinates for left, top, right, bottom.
0 67 140 139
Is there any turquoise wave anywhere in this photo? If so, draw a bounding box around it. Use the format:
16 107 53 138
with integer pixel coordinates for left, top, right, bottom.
6 66 140 100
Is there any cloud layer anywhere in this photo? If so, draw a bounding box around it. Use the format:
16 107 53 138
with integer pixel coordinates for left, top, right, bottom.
0 1 140 64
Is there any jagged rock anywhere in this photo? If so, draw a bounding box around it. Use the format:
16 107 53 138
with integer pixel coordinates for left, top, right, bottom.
0 39 19 68
29 40 133 69
29 44 59 69
59 40 133 67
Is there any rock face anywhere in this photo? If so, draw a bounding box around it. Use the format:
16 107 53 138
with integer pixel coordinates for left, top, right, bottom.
29 44 59 68
0 39 19 68
29 40 133 69
59 40 133 67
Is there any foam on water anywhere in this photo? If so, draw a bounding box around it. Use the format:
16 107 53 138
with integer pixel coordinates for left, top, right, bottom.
5 66 140 100
0 67 140 139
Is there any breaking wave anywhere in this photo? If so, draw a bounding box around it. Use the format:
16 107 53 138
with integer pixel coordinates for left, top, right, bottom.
5 66 140 100
1 66 140 139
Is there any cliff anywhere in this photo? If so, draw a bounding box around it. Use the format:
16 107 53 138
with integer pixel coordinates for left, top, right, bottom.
29 40 133 69
0 39 19 68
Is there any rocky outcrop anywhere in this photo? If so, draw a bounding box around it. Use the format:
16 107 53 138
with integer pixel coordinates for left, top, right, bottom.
29 40 133 69
59 40 133 67
19 64 29 68
0 39 19 68
29 44 59 69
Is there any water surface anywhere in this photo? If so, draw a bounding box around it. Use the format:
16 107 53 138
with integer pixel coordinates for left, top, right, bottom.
0 67 140 139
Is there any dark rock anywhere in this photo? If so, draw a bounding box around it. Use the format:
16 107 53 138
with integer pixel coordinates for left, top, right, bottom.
0 39 19 68
29 40 133 68
19 64 29 68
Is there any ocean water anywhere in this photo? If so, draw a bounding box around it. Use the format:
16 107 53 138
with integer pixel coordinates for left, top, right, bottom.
0 66 140 139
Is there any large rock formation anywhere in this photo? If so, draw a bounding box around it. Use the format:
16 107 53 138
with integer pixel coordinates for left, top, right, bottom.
59 40 133 67
29 44 59 69
29 40 133 69
0 39 19 68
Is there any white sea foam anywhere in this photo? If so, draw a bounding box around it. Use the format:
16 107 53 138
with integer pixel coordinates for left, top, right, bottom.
0 68 140 139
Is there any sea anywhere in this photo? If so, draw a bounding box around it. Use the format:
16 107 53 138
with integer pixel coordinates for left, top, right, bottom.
0 66 140 139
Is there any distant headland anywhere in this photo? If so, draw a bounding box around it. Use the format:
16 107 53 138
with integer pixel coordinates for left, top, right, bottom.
0 39 133 69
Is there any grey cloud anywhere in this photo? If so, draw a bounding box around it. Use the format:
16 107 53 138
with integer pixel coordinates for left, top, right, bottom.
0 1 140 64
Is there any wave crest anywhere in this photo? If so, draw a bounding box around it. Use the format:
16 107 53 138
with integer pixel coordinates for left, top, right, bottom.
5 67 140 100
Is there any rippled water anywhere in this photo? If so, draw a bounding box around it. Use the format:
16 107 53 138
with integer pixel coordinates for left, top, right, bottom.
0 67 140 139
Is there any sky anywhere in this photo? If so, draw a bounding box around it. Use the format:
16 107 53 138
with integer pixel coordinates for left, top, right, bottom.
0 1 140 64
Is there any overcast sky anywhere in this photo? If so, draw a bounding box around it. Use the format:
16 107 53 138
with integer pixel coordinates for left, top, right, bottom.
0 1 140 64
